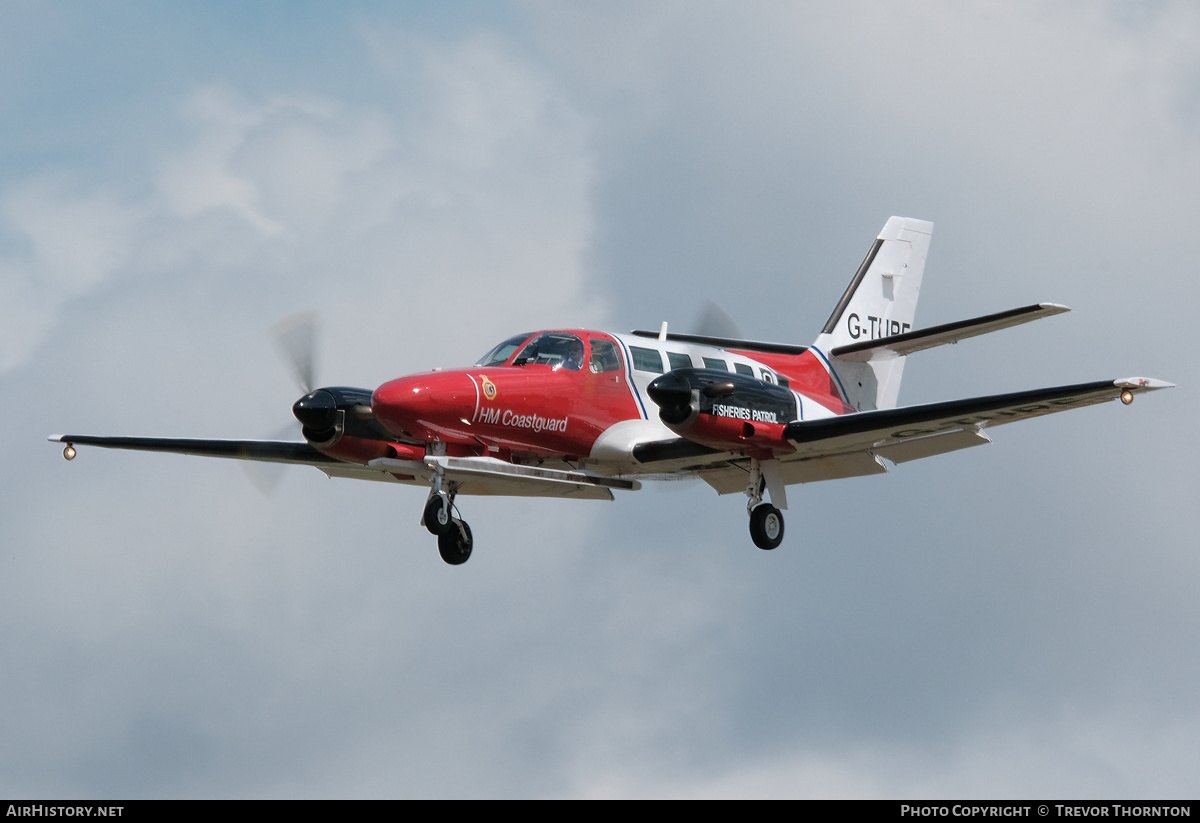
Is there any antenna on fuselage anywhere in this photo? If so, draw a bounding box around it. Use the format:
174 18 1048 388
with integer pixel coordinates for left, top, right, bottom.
658 321 668 341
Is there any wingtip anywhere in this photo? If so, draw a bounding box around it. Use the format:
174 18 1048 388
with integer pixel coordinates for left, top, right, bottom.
1114 377 1174 390
47 434 65 443
1038 302 1071 314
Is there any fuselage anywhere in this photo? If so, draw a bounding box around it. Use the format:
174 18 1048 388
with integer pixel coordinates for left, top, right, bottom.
369 329 849 472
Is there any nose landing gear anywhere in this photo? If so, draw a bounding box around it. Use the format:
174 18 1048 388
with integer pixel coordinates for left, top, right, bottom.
423 493 454 536
437 519 473 565
422 474 474 565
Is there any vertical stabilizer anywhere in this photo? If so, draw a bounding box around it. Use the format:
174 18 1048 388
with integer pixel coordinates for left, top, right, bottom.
811 217 933 411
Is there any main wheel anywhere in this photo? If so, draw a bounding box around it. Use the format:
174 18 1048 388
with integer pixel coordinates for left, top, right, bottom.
749 504 784 550
423 494 452 535
438 520 473 565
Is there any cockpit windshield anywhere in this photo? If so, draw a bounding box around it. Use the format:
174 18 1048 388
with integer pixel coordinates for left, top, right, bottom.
474 333 534 367
513 332 586 371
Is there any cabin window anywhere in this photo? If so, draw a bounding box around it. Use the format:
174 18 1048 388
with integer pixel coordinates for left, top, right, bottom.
734 363 754 377
589 339 622 373
630 346 664 373
702 357 728 371
667 351 692 371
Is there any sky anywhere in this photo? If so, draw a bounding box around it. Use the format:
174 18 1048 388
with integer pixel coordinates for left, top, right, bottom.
2 0 1197 799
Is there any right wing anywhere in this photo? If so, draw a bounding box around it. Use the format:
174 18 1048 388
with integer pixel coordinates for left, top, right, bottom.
49 435 340 466
49 434 637 499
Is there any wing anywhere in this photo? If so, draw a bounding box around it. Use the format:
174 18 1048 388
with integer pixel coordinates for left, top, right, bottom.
782 377 1171 462
631 377 1172 495
49 434 340 465
48 434 638 500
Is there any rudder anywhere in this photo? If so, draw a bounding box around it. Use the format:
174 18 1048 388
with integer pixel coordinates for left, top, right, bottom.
811 216 933 411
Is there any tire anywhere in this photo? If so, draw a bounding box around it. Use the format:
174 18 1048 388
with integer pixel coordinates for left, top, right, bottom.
749 504 784 550
424 495 452 536
438 520 473 565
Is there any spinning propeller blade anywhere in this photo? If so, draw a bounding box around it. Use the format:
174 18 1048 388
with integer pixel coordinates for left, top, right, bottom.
272 311 319 395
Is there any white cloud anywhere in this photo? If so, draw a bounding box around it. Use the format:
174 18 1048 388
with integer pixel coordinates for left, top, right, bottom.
0 26 606 378
0 176 142 371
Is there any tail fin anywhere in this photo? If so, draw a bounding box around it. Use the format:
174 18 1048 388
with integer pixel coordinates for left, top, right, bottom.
812 216 933 411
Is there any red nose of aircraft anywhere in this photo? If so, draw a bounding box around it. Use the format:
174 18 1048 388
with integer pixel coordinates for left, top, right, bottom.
372 372 478 442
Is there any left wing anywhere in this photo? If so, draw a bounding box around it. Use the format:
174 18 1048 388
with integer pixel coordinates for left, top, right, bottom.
633 377 1171 495
781 377 1172 464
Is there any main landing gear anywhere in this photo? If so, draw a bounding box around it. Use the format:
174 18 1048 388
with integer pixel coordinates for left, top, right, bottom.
423 480 474 565
749 503 784 550
745 458 784 551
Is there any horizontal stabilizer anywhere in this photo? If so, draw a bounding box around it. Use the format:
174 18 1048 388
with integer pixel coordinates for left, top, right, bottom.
830 303 1070 361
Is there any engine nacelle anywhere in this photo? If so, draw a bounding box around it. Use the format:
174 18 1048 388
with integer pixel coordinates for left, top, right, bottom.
293 386 394 447
647 369 797 458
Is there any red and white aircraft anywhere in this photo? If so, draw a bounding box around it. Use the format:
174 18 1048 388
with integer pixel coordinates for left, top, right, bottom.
51 217 1171 564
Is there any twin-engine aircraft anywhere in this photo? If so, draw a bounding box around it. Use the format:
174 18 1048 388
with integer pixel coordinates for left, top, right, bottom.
50 217 1171 565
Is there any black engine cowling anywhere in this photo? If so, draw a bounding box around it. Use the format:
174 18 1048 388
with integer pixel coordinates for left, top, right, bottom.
292 386 390 446
647 368 798 454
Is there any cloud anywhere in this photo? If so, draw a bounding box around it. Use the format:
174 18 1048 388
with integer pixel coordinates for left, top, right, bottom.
0 176 142 370
0 25 605 377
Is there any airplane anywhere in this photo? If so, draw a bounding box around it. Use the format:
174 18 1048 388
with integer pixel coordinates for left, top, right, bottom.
49 217 1171 565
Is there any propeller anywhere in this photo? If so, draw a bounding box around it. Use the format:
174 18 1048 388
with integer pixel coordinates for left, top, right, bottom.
242 311 322 495
272 311 319 395
241 422 299 496
691 299 743 339
271 311 341 438
251 313 388 491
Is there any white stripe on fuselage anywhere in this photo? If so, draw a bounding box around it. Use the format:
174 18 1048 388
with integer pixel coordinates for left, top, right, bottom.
589 334 840 470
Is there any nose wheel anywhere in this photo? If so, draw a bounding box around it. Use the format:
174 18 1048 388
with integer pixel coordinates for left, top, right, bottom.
437 519 473 565
423 493 454 536
422 484 474 565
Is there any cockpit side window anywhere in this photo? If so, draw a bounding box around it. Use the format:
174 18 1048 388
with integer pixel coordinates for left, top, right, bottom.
513 332 587 371
475 333 534 367
589 338 622 373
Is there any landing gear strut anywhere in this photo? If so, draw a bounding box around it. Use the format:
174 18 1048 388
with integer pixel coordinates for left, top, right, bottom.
423 472 474 565
745 458 784 550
